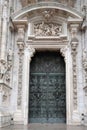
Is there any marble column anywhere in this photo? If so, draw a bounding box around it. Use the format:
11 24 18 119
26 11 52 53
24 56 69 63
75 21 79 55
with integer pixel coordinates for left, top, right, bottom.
68 23 82 124
60 46 72 124
22 46 35 125
0 0 8 62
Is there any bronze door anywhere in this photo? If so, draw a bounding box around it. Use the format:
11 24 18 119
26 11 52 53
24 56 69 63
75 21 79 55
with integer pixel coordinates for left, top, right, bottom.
29 51 66 123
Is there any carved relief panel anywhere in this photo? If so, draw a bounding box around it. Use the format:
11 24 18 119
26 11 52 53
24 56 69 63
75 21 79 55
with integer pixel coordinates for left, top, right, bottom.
34 22 62 36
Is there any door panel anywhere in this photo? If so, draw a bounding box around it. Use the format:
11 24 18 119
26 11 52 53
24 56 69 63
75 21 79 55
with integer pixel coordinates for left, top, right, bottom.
29 52 66 123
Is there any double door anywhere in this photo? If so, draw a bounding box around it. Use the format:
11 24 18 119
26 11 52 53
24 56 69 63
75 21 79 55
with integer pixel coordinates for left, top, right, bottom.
29 51 66 123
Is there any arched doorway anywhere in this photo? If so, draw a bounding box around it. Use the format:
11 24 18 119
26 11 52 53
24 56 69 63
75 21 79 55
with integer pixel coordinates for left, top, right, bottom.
28 51 66 123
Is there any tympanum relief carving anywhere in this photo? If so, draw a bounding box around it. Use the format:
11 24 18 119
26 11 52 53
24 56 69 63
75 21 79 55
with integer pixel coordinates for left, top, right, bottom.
34 22 62 36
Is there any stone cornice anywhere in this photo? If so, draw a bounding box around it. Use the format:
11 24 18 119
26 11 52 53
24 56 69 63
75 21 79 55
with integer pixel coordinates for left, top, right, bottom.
12 20 28 31
11 2 83 20
28 35 67 40
27 35 68 50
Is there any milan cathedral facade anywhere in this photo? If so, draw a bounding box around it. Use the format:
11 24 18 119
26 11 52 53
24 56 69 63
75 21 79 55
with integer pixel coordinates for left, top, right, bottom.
0 0 87 127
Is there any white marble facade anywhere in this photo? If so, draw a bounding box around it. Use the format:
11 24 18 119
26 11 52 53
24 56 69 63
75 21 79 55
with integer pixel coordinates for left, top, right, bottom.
0 0 87 127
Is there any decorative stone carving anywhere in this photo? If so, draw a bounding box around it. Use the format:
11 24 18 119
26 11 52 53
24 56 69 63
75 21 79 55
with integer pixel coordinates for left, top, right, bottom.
0 84 11 107
17 26 25 109
70 24 79 110
0 49 13 83
26 45 35 61
34 22 62 36
42 9 54 21
60 47 68 62
83 49 87 96
71 41 78 110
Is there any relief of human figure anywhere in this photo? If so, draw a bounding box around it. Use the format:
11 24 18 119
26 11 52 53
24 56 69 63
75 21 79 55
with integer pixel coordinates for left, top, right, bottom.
34 22 44 36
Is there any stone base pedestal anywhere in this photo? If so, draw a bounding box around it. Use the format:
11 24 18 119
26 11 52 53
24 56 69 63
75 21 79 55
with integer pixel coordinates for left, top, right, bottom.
0 111 11 128
72 111 81 125
14 110 24 124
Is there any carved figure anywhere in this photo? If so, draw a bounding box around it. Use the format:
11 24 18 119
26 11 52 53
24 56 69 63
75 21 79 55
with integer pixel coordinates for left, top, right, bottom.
34 22 62 36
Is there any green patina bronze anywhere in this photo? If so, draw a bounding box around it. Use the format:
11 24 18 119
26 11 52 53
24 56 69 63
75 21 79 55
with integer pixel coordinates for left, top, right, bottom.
29 51 66 123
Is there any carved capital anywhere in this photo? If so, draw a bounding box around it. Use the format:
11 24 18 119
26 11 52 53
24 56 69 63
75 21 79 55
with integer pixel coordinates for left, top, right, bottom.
60 47 68 62
26 45 35 61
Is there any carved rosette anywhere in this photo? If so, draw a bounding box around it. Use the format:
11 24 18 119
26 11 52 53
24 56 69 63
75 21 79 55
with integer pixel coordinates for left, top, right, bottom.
70 24 79 110
17 25 25 109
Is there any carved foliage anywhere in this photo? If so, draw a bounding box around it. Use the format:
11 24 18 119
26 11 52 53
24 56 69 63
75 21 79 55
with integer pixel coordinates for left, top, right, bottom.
71 41 78 110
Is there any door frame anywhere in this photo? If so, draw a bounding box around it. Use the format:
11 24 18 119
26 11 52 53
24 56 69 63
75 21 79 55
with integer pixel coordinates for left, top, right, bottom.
28 51 66 123
22 37 73 125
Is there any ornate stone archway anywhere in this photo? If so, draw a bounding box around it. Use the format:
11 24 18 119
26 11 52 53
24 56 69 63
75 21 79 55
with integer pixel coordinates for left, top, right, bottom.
11 1 83 125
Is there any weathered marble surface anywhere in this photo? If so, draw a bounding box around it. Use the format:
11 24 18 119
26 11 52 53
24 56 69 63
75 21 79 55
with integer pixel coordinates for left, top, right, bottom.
0 0 87 128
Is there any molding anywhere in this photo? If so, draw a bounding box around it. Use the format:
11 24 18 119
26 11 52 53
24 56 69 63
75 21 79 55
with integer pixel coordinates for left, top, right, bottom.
11 2 83 20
